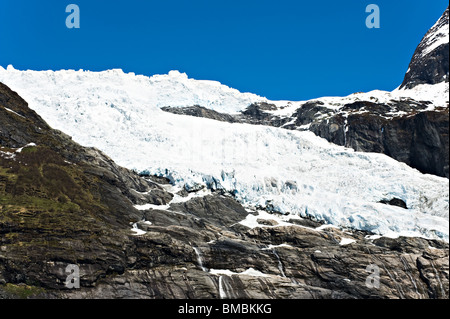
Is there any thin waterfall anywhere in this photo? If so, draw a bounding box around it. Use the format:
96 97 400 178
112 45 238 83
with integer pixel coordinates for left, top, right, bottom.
400 256 421 298
431 260 446 298
218 276 227 299
193 247 208 272
218 275 234 299
272 249 286 278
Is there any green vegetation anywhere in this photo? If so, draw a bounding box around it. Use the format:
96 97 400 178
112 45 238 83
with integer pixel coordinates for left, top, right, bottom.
1 283 45 299
0 145 116 247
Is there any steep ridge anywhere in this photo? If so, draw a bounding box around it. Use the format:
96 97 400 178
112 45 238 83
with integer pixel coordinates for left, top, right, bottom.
400 6 449 89
0 82 171 295
0 83 448 299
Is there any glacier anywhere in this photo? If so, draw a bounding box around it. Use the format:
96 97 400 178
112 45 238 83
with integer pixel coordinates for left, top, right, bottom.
0 66 448 242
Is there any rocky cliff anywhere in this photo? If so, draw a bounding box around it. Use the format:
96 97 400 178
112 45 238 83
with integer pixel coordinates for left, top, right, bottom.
400 6 449 89
0 83 448 299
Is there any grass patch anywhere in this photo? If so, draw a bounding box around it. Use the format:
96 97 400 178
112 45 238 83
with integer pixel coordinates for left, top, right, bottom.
1 283 45 299
0 145 116 245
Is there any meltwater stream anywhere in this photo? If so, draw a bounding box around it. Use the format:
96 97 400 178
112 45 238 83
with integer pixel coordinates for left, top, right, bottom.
193 247 208 272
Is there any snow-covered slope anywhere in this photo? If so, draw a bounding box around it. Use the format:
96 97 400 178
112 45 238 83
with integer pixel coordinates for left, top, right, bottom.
264 81 449 123
0 66 448 242
0 66 265 115
416 6 449 59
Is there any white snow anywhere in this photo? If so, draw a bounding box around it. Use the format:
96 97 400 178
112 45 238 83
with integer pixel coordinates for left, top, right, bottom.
339 238 357 246
15 143 37 153
0 150 16 160
209 268 269 277
365 234 382 240
0 67 264 115
1 143 36 160
238 210 321 231
171 188 212 204
262 244 294 250
130 222 146 235
315 224 340 231
265 81 448 129
4 107 26 119
133 188 211 211
420 12 449 58
394 81 449 107
134 203 170 211
0 67 448 242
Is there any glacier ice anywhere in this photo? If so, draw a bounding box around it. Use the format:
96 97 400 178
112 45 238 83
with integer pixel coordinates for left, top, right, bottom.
0 67 448 242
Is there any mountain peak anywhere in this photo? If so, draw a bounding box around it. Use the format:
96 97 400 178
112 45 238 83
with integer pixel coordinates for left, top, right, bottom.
420 6 450 58
400 6 449 90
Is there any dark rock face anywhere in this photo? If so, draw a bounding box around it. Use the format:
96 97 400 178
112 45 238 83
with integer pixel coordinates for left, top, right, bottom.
235 102 293 127
379 198 408 209
161 105 239 123
4 189 448 299
400 6 449 89
238 102 290 127
161 102 292 127
1 82 448 299
37 204 450 299
319 108 449 178
168 195 249 228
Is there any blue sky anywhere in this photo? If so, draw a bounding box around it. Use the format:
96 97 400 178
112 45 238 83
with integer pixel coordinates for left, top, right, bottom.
0 0 447 101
